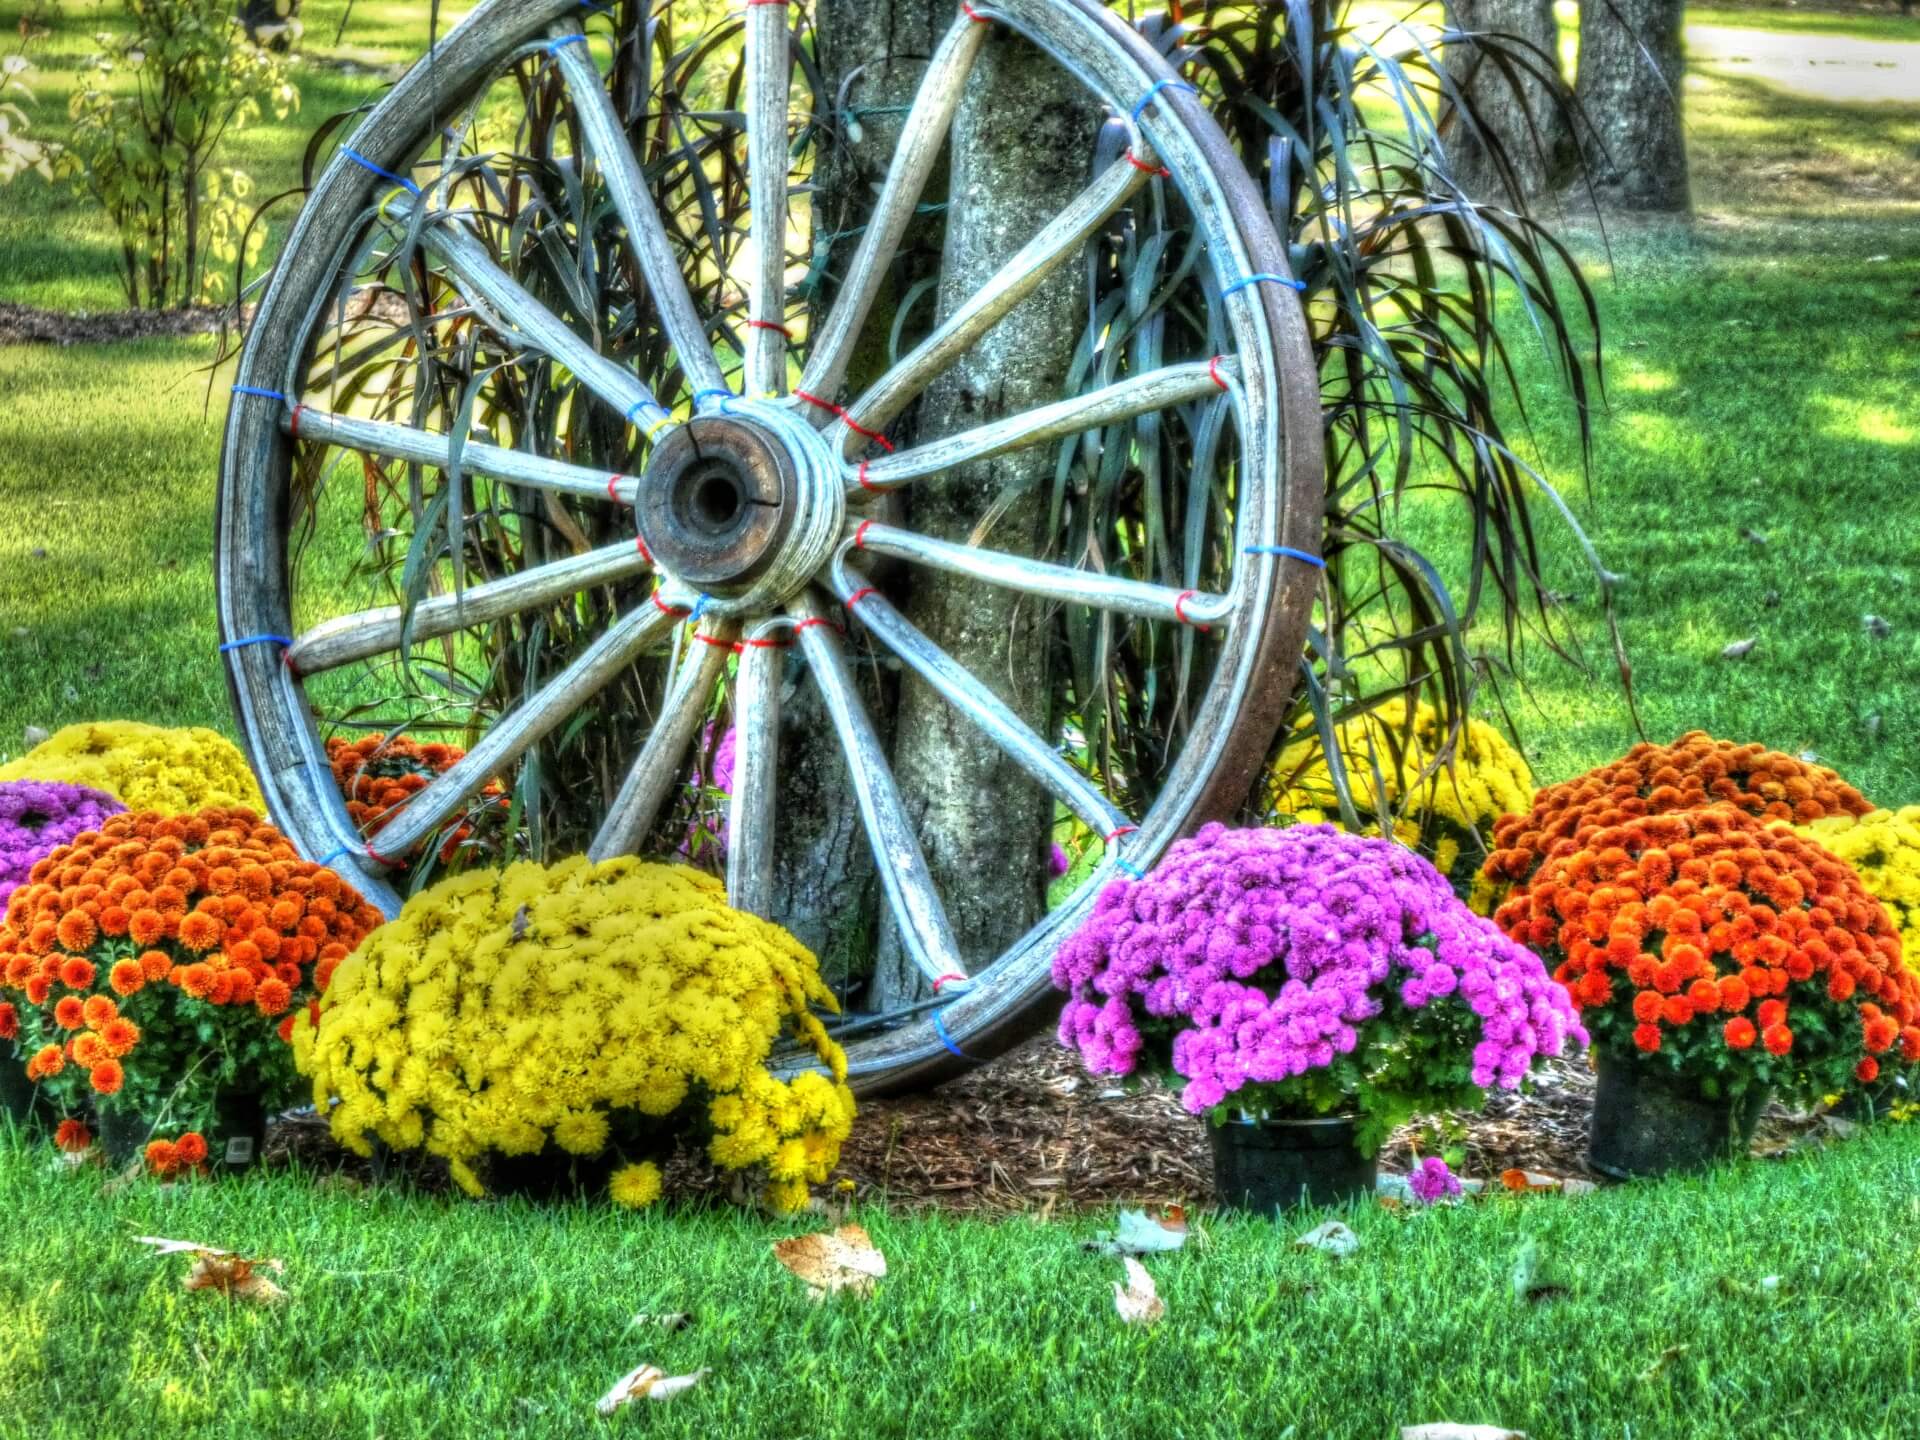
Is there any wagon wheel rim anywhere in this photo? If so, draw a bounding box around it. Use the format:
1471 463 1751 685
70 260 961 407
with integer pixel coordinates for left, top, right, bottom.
216 0 1323 1095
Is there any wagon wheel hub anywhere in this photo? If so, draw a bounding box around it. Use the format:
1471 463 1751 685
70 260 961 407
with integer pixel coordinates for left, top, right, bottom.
636 406 845 611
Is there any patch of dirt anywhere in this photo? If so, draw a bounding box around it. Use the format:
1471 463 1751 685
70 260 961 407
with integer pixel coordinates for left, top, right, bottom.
0 302 245 346
258 1034 1828 1215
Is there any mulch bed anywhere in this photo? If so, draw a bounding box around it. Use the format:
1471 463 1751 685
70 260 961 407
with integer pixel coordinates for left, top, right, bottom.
261 1033 1827 1215
0 302 239 346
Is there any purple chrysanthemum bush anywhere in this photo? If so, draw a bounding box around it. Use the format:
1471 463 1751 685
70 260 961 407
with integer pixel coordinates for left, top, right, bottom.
1053 824 1587 1151
0 780 124 911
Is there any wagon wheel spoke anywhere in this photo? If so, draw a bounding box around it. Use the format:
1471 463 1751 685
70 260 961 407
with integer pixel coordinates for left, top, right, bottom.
829 562 1127 839
849 520 1232 626
283 408 642 504
840 155 1154 451
852 360 1233 493
725 622 786 918
371 604 679 857
742 0 795 396
791 590 969 985
796 10 990 405
588 620 739 861
288 540 653 676
545 27 731 399
392 193 677 436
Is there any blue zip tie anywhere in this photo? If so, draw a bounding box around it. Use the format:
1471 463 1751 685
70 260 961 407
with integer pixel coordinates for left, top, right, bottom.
1224 272 1308 296
625 399 670 424
578 0 614 11
689 594 712 620
315 843 352 870
1115 857 1148 880
1244 544 1327 568
692 387 733 408
219 633 291 653
341 148 421 196
546 32 587 53
931 1008 972 1061
231 385 287 403
1130 78 1198 125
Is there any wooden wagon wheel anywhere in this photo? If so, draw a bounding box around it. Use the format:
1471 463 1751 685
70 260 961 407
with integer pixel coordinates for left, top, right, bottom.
216 0 1322 1095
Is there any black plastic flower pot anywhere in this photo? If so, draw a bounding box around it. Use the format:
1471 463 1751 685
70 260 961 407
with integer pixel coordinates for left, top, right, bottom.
482 1145 621 1201
1831 1073 1908 1124
97 1092 269 1173
1208 1113 1378 1214
0 1040 46 1131
1587 1051 1770 1180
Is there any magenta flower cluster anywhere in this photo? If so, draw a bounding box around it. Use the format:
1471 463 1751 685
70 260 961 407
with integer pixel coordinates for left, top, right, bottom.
1409 1156 1462 1203
0 779 123 913
1052 823 1586 1114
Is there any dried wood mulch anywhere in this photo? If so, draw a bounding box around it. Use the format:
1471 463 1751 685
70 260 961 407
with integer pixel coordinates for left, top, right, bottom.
263 1034 1829 1215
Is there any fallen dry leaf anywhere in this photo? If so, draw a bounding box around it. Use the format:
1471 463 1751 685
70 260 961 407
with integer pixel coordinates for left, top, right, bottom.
1637 1343 1689 1382
595 1364 709 1415
1499 1169 1596 1196
1084 1205 1188 1257
1294 1220 1360 1258
134 1236 287 1304
1721 636 1759 660
1401 1426 1526 1440
772 1223 887 1301
1112 1257 1164 1326
1509 1238 1570 1305
628 1312 693 1332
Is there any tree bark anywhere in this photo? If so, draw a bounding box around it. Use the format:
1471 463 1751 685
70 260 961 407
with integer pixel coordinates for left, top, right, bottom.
867 30 1100 1009
1441 0 1575 208
771 0 948 997
1573 0 1690 211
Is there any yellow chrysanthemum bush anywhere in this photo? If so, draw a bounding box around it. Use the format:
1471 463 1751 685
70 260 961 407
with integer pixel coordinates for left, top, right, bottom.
1796 808 1920 980
0 721 265 813
1265 698 1534 911
289 856 856 1211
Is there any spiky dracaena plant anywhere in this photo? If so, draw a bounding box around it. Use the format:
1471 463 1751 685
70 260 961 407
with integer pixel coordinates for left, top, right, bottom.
230 0 1612 910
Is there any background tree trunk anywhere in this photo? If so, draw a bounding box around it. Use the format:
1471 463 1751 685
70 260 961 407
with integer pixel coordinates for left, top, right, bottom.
772 0 948 997
1441 0 1575 207
867 30 1101 1010
1573 0 1690 211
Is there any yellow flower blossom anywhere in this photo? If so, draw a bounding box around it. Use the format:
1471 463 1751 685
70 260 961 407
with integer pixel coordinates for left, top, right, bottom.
0 720 265 812
296 856 856 1210
1795 807 1920 977
610 1161 664 1210
1266 698 1535 914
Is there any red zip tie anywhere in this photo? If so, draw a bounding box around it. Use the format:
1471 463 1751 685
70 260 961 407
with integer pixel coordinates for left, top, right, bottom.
1126 150 1170 178
794 389 895 453
932 972 968 992
1173 590 1209 632
746 318 793 338
608 473 627 504
651 591 688 618
961 1 989 20
693 631 735 650
1208 355 1229 392
636 536 653 564
739 634 793 649
746 0 789 6
854 520 873 549
846 586 879 607
289 404 305 439
857 460 878 493
1105 825 1138 843
791 616 841 637
365 844 399 868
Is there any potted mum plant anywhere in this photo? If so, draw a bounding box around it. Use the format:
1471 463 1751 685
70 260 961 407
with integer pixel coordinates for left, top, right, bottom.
1053 823 1586 1211
1497 805 1920 1177
0 807 384 1172
0 779 124 1126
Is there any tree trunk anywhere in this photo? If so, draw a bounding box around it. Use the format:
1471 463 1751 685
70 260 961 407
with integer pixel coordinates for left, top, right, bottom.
1441 0 1575 207
771 0 948 997
1573 0 1690 211
867 31 1100 1009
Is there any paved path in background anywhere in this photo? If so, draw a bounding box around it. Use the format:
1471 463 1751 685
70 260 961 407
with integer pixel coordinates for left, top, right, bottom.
1687 23 1920 105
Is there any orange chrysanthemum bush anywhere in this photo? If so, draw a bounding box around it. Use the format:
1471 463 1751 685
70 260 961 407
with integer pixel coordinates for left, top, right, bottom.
324 735 507 863
0 807 385 1167
1484 731 1873 892
1495 805 1920 1102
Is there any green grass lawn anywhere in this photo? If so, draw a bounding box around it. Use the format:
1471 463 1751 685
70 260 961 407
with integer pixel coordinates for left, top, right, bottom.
4 1123 1920 1439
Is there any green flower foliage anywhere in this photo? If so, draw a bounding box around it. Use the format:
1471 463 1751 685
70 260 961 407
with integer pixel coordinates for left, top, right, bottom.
61 0 298 307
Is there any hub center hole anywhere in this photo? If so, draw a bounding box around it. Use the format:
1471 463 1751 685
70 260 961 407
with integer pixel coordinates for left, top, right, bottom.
688 469 746 533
